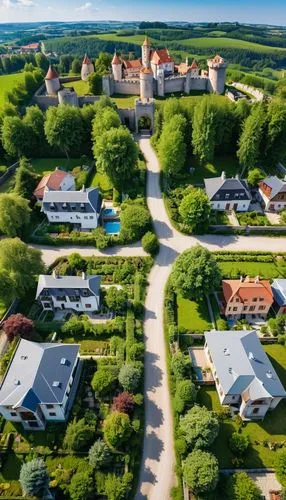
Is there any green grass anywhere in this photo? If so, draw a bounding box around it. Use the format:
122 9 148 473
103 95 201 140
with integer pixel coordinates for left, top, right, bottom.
0 175 15 193
199 345 286 468
177 296 211 332
31 158 82 176
218 261 281 279
112 94 137 109
90 171 113 192
63 79 89 95
236 211 271 227
0 73 25 110
0 299 7 320
187 154 240 184
209 293 221 326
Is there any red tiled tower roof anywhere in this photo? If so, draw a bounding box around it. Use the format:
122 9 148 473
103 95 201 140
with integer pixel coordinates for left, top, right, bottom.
45 65 59 80
82 54 91 65
143 36 150 46
190 59 199 69
112 53 121 65
151 48 173 65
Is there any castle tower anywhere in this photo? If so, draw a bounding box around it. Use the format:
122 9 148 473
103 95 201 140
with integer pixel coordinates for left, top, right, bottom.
142 36 150 68
111 52 122 81
81 54 94 82
207 54 227 94
45 65 60 95
140 67 153 101
189 59 200 78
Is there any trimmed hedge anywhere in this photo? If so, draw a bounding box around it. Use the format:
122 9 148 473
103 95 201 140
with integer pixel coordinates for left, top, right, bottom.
126 308 135 362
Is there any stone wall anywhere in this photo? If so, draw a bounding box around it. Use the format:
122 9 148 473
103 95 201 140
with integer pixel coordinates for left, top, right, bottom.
232 82 265 101
189 77 208 91
113 79 140 95
118 108 136 130
164 76 185 94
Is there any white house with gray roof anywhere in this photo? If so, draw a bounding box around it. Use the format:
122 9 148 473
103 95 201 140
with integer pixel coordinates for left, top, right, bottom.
42 186 102 230
0 339 80 430
204 172 251 211
272 279 286 315
204 330 286 420
36 272 101 313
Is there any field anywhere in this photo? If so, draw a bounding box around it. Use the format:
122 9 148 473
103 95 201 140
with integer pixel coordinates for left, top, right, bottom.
187 154 240 184
112 94 137 108
199 344 286 468
0 73 25 110
31 158 82 175
218 261 282 279
177 296 211 332
63 79 89 95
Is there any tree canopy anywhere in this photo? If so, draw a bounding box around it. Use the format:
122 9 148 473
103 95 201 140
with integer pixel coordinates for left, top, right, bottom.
179 188 211 233
179 405 219 449
3 314 33 342
63 418 94 452
118 364 142 393
120 204 151 242
45 105 84 158
159 114 187 176
0 193 30 237
19 458 49 497
104 411 132 449
183 449 219 495
88 439 112 469
226 472 262 500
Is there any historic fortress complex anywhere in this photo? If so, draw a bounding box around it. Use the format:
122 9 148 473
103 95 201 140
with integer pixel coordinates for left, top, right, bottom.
34 36 227 132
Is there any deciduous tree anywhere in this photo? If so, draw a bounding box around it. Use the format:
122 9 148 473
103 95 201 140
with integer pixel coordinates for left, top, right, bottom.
192 96 216 163
237 103 266 172
3 314 33 342
112 392 134 414
0 193 30 237
45 105 84 158
183 450 219 495
105 286 127 313
118 364 142 393
179 188 211 233
179 405 219 449
226 472 262 500
120 204 151 242
104 411 132 448
88 439 112 469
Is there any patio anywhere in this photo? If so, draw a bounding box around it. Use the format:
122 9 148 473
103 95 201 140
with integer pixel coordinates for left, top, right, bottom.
189 347 214 384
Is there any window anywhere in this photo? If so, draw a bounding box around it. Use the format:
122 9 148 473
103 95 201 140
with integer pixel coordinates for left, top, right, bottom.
252 408 259 415
84 216 88 220
89 216 94 219
253 298 257 302
69 295 80 302
55 216 59 220
225 193 230 199
56 296 66 302
10 412 17 417
46 404 54 409
233 307 237 311
82 290 89 297
243 306 247 311
86 304 91 308
71 205 76 211
43 302 51 308
258 305 266 311
249 306 255 312
49 412 56 416
259 297 264 302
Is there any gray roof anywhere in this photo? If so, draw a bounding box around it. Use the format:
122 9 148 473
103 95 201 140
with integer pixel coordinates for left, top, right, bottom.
261 176 286 199
42 187 102 213
205 330 286 399
272 279 286 306
36 274 101 299
0 339 79 410
204 176 251 201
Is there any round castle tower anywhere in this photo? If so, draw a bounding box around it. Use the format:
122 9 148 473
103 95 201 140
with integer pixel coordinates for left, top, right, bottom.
112 52 122 81
141 36 150 68
45 65 60 95
140 67 153 100
207 54 227 94
81 54 94 82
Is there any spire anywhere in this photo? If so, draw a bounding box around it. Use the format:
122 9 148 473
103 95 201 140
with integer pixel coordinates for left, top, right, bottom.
112 51 120 65
143 36 150 46
45 65 58 80
82 54 91 65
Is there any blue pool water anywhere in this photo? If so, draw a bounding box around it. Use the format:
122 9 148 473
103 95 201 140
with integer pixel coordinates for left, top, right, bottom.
103 208 117 216
104 221 121 234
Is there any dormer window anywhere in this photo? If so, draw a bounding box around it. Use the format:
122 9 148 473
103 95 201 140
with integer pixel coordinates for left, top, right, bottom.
62 203 67 209
71 205 76 211
49 203 55 210
225 193 230 199
80 203 85 211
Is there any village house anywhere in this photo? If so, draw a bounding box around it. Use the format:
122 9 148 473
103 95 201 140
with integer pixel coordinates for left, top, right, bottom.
0 339 80 430
204 172 251 211
222 276 274 320
271 279 286 315
36 272 101 313
204 330 286 420
258 176 286 212
33 167 75 202
150 48 175 79
41 186 102 230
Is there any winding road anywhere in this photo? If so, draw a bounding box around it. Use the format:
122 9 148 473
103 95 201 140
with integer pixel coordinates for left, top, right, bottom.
36 137 286 500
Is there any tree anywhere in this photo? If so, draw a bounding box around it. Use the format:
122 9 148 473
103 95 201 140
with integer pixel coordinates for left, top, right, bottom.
91 370 117 398
89 72 102 95
23 105 45 145
35 52 49 72
183 450 219 495
88 439 112 469
64 418 94 451
159 114 187 176
3 314 33 342
192 96 216 163
229 432 250 456
92 107 121 142
247 168 265 188
0 194 30 237
112 392 134 414
104 472 133 500
95 52 112 75
71 58 82 74
276 449 286 487
93 127 138 192
179 405 219 449
19 458 49 497
162 98 184 123
120 205 151 242
171 245 221 299
226 472 262 500
237 103 266 171
45 105 84 158
265 99 286 164
104 411 132 448
14 157 39 199
1 115 31 157
69 470 93 500
68 252 85 271
268 315 286 336
141 231 159 255
171 351 191 381
179 188 211 233
174 380 197 414
118 364 142 392
92 226 110 250
105 287 127 313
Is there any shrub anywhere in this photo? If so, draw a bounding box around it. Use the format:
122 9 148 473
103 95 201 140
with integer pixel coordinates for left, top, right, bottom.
104 411 132 449
183 450 219 495
179 188 211 234
112 392 135 414
88 439 112 469
19 458 49 497
63 418 94 451
120 204 151 242
216 318 228 330
118 364 142 392
69 470 93 500
229 432 250 456
91 370 117 398
276 449 286 487
171 351 191 381
105 286 127 313
179 405 219 449
104 472 133 500
173 380 197 414
141 231 159 255
226 471 262 500
3 313 33 342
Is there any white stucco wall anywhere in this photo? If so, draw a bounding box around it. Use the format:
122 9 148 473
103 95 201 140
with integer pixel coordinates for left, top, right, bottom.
45 210 99 229
211 199 251 211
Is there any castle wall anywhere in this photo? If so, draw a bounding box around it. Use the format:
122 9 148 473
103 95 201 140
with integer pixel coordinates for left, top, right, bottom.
164 76 185 94
189 77 208 91
114 80 140 95
118 108 136 130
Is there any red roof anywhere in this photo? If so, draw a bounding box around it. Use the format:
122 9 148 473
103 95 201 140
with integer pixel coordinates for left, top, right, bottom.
33 169 71 198
82 54 91 65
190 59 199 69
222 277 273 305
143 36 150 46
112 53 121 65
151 49 173 65
22 43 40 49
45 65 59 80
123 59 142 69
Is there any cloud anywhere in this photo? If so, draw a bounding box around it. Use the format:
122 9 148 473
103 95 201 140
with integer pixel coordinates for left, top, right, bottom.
1 0 37 7
75 2 93 11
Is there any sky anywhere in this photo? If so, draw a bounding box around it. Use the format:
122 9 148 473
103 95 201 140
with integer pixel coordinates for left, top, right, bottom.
0 0 285 26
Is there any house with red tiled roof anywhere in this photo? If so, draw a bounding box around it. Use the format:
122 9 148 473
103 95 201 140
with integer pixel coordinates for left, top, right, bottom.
21 43 40 53
258 176 286 212
33 168 75 202
123 58 142 78
177 58 200 77
150 48 174 79
222 276 274 320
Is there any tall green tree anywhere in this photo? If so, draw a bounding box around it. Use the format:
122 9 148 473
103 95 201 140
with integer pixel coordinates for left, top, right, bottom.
104 411 132 449
179 188 211 233
14 157 39 199
192 96 216 163
93 126 138 192
95 52 112 74
89 72 102 95
69 470 94 500
159 114 187 176
92 107 121 142
35 52 49 72
19 458 49 497
183 450 219 495
23 105 45 145
45 105 84 158
226 472 262 500
179 405 219 449
237 102 266 172
71 58 81 74
1 116 30 157
0 193 30 237
265 99 286 164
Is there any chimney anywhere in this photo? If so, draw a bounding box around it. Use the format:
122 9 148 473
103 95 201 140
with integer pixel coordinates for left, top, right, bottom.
81 185 85 192
52 270 58 279
235 173 240 180
240 275 243 282
255 275 260 283
82 272 86 280
185 56 189 66
221 171 226 181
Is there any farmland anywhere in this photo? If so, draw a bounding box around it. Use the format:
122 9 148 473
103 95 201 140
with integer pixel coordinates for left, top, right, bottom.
0 73 25 110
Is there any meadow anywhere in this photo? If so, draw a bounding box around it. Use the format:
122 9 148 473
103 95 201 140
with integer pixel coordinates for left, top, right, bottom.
0 73 25 109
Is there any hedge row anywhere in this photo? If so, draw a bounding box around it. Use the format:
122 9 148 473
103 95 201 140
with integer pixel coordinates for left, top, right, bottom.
126 308 135 362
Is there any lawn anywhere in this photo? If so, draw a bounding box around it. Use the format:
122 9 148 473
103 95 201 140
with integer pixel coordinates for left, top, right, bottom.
31 158 82 176
237 211 271 226
112 94 137 109
63 79 89 95
0 299 7 320
177 296 211 332
218 261 282 279
198 344 286 468
0 73 25 110
187 154 240 184
209 293 221 326
90 171 113 193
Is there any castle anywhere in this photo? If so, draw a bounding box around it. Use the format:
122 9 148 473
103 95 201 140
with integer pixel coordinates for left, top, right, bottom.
102 37 227 98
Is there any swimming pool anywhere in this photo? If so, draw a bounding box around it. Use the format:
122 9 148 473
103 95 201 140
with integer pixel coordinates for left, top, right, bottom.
103 207 117 217
104 221 121 234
